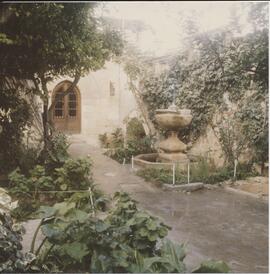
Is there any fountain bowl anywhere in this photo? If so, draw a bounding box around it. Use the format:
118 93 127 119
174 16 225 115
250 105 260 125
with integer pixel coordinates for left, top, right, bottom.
155 108 192 130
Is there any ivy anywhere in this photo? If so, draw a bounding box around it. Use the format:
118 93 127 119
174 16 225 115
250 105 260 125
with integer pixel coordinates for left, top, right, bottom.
140 3 268 169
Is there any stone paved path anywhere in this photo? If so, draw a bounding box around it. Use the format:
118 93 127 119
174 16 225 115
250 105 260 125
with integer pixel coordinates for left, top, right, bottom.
69 138 268 273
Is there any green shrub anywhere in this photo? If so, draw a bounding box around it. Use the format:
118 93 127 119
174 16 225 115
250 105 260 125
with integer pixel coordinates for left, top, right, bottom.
18 144 41 176
54 157 93 191
11 200 39 221
9 166 54 199
190 161 259 184
137 168 181 186
137 160 259 185
103 127 154 164
106 136 154 164
234 162 260 180
98 132 109 148
32 192 170 272
8 157 94 220
8 165 55 220
108 192 169 255
42 131 70 172
126 117 146 141
0 81 32 175
9 158 92 195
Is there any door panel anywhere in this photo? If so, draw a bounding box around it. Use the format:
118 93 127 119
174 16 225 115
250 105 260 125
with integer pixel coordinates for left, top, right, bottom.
51 81 81 134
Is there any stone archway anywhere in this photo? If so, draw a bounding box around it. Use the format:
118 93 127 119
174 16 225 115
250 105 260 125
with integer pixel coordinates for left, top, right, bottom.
51 80 81 134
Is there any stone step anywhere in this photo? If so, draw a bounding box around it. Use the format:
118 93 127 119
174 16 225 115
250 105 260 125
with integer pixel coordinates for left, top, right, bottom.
67 134 87 144
163 182 204 192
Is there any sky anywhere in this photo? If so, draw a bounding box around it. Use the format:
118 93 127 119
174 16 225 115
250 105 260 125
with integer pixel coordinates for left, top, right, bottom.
99 1 250 57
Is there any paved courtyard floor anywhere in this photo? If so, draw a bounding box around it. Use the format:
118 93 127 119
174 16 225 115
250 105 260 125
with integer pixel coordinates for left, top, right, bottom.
68 138 268 273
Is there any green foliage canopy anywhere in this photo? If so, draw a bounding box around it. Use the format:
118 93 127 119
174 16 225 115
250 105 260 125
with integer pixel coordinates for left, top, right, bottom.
141 3 268 167
0 3 123 80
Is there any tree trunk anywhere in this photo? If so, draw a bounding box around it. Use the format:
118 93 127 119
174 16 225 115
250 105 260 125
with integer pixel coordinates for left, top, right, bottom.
260 160 265 176
129 80 156 136
42 98 49 152
40 76 50 153
39 73 80 153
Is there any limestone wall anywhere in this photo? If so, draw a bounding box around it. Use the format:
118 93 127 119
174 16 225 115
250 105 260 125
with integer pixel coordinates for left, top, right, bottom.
47 61 139 146
190 92 256 167
189 125 225 168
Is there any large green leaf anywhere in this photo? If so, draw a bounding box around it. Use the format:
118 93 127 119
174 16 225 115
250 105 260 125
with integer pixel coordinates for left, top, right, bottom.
95 220 110 232
148 232 158 242
35 206 57 219
146 219 158 231
161 239 186 261
143 256 165 271
60 208 89 222
159 239 186 272
192 260 230 273
61 242 89 262
90 251 112 273
53 202 76 216
41 223 68 244
138 227 149 237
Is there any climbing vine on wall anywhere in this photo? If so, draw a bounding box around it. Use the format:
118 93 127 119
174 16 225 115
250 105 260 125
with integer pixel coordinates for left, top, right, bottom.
140 3 268 168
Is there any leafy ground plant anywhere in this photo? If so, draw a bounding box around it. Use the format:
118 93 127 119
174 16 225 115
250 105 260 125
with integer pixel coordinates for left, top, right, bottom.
29 192 229 273
8 157 94 220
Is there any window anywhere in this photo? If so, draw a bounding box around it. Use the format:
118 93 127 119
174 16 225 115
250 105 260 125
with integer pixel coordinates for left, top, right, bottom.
68 91 77 117
54 91 64 118
110 81 115 96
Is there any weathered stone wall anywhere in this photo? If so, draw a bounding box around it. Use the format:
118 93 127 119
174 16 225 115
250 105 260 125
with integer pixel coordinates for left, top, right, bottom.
47 61 139 146
189 125 225 168
190 92 257 167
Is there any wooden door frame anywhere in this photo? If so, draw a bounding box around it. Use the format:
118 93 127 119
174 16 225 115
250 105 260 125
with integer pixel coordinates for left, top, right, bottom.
50 80 81 134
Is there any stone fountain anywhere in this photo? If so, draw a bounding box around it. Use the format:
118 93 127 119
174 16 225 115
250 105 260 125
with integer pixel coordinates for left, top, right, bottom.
133 88 203 190
134 102 195 169
133 102 203 190
155 103 192 163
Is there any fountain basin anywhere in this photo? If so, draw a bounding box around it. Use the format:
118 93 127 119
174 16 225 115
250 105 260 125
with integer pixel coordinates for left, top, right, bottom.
155 109 192 130
158 152 189 162
134 153 199 170
133 153 169 169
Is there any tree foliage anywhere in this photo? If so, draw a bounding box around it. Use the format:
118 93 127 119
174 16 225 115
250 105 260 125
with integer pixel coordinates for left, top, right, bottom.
1 3 123 79
0 3 123 155
141 3 268 168
0 78 33 174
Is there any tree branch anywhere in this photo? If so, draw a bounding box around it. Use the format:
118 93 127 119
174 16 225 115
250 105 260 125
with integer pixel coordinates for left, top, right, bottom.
32 76 42 94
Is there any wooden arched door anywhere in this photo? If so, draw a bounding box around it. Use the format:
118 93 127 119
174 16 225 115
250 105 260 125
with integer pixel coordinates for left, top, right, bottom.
51 81 81 134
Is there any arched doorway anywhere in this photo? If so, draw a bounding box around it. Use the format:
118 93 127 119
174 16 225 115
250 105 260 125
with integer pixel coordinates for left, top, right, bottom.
51 81 81 134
